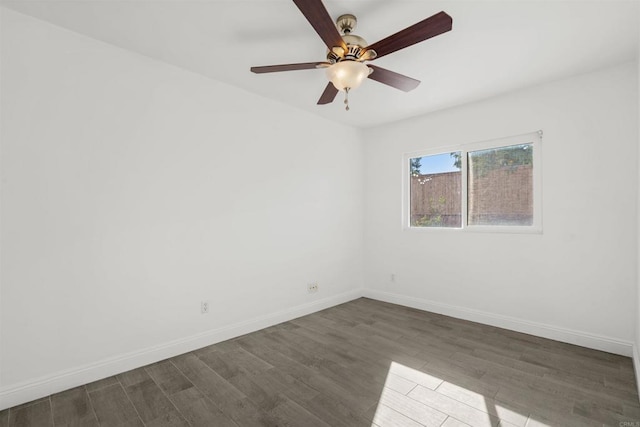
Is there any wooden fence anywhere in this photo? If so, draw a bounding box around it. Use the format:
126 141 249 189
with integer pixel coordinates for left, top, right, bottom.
410 165 533 227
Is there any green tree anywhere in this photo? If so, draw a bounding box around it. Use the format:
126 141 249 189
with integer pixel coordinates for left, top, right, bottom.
410 157 422 177
451 145 532 176
451 152 461 169
470 144 532 177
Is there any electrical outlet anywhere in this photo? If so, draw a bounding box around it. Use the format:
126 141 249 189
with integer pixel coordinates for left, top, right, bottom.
307 282 319 293
201 300 210 314
391 273 396 283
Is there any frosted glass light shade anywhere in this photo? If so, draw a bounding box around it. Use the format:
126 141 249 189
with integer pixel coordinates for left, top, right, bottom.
325 61 370 91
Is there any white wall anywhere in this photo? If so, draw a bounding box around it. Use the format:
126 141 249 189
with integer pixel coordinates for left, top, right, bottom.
0 8 364 407
1 3 638 411
636 26 640 394
363 62 638 354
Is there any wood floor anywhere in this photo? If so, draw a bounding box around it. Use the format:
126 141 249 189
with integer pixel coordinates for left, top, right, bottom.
2 298 638 427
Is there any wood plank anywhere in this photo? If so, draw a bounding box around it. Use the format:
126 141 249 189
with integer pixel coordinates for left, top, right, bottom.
84 377 119 393
87 383 141 426
369 403 424 427
375 387 448 426
170 353 273 426
435 382 527 427
441 417 473 427
117 367 151 388
123 378 176 423
167 388 237 427
50 386 99 426
145 360 193 396
292 392 372 427
7 400 53 427
145 410 189 427
407 385 501 427
268 398 330 427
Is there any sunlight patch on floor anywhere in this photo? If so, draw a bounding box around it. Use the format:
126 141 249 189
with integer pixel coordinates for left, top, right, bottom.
371 361 531 427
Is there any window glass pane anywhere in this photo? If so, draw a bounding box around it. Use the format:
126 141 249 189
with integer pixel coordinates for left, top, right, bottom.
410 152 462 227
467 143 533 226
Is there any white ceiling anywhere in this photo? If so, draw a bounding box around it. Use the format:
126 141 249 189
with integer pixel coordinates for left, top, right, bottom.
2 0 638 128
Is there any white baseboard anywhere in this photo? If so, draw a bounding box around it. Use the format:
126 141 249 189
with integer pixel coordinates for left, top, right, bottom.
363 289 633 357
634 345 640 402
0 288 363 411
2 287 634 411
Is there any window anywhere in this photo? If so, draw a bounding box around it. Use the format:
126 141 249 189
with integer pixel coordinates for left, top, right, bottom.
468 144 533 226
404 131 541 232
410 152 462 228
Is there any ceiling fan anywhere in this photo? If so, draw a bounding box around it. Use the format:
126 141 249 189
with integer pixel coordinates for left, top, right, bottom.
250 0 453 110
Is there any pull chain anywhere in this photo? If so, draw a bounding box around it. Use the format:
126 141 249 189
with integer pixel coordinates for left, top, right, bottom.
344 87 350 111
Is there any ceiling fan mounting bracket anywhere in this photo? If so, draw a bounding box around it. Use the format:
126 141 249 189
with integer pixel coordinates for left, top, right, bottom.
336 14 357 34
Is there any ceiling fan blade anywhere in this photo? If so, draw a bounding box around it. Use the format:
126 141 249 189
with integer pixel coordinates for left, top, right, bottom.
365 11 452 59
251 62 328 73
293 0 347 51
367 65 420 92
317 82 338 105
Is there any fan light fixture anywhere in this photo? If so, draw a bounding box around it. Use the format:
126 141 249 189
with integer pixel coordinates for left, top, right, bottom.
325 60 371 110
325 60 370 92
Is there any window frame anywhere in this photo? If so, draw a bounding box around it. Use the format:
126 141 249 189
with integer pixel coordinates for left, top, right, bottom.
402 131 542 234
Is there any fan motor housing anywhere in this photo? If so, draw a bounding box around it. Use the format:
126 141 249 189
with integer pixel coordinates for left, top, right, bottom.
327 14 373 64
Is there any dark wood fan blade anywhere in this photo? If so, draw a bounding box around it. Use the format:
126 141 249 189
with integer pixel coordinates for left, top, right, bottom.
317 82 338 104
293 0 347 51
367 65 420 92
365 11 452 59
251 62 328 73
